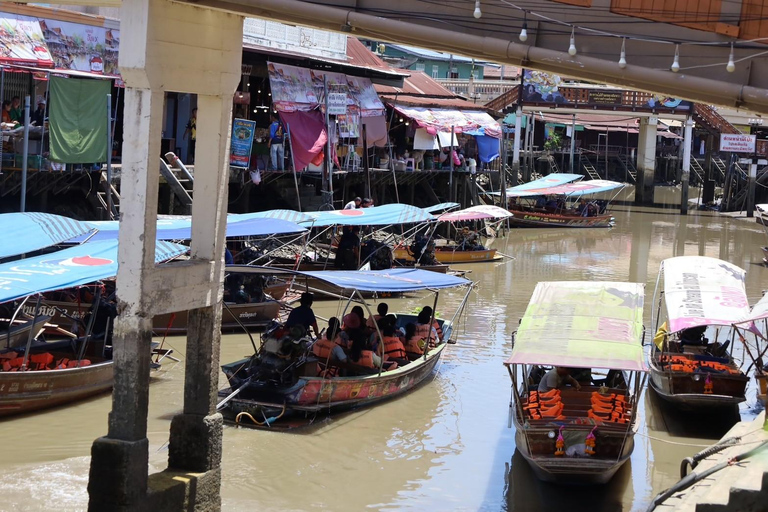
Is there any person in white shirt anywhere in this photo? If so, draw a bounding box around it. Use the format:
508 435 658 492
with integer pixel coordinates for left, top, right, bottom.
344 197 362 210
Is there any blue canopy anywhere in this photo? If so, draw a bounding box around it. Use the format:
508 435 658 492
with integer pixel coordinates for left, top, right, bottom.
0 212 96 259
300 204 435 227
235 209 315 224
74 216 306 242
424 202 460 214
0 240 188 304
225 265 471 292
489 173 583 196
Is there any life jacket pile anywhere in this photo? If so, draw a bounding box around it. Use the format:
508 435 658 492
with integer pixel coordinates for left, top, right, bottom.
588 392 630 424
0 351 91 372
524 389 566 420
660 355 740 375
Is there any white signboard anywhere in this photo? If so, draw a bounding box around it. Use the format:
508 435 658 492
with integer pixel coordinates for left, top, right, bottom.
327 92 347 115
720 134 756 153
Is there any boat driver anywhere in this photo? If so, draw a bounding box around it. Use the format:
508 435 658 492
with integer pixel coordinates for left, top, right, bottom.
285 292 320 338
538 366 582 392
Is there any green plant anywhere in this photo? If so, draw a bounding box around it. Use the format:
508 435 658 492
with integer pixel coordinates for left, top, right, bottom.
543 132 562 151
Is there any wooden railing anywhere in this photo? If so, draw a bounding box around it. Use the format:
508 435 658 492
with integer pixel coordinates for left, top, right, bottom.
692 104 740 135
484 86 520 112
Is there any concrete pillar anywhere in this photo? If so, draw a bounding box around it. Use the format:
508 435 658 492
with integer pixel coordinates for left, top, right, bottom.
88 1 243 510
680 116 693 215
635 117 658 205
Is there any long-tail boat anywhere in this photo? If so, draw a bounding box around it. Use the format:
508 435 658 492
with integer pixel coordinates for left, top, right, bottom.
504 281 647 484
217 266 473 429
649 256 749 410
0 238 187 417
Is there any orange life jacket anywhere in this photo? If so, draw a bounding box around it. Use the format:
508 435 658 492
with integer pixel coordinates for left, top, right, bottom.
353 350 376 369
312 337 339 360
383 336 407 359
405 336 425 355
432 320 443 341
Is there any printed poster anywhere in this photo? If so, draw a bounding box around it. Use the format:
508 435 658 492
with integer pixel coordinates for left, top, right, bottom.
267 62 317 111
230 118 257 168
0 18 53 67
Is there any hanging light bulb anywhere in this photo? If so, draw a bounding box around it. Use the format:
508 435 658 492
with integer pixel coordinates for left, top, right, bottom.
519 13 528 42
618 38 627 69
473 0 482 19
568 27 577 56
671 44 680 72
726 43 736 73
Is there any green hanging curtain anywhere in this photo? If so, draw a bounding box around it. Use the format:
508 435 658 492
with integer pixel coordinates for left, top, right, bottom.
49 76 110 163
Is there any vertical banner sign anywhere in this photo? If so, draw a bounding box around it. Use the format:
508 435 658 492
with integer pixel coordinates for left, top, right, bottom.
230 118 257 168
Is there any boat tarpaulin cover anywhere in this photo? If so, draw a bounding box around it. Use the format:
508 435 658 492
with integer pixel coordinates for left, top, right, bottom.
0 240 187 304
226 266 471 292
301 204 435 227
735 293 768 325
504 281 647 372
423 202 460 214
235 210 315 224
504 179 625 198
49 76 111 163
438 205 513 221
492 173 582 196
74 216 306 243
662 256 750 333
0 212 95 259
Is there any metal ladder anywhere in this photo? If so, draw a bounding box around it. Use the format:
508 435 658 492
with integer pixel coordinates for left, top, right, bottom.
160 153 193 207
580 154 600 180
545 154 560 173
616 154 637 183
712 157 728 180
96 171 120 219
689 159 705 184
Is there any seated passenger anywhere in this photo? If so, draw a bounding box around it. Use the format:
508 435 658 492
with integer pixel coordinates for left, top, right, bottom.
419 306 444 342
312 317 347 363
538 366 582 392
285 292 319 338
233 285 250 304
348 336 397 370
366 302 389 331
380 318 408 365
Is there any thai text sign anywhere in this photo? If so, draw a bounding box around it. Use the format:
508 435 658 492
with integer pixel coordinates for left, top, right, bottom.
587 90 623 105
720 134 756 153
327 92 348 115
230 119 257 168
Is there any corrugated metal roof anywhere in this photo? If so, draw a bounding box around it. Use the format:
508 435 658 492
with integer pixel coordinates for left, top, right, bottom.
385 43 479 63
375 71 457 97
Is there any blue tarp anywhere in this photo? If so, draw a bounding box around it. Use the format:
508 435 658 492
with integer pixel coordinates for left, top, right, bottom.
487 173 583 196
505 179 625 198
476 135 500 163
74 216 306 242
0 240 188 304
225 265 471 292
0 212 96 259
423 202 460 214
235 210 315 224
300 204 435 227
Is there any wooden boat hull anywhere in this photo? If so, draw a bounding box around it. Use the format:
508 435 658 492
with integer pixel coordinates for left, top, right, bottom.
38 299 280 336
648 368 747 410
0 361 113 417
220 343 446 427
514 431 633 485
394 247 499 264
507 210 614 228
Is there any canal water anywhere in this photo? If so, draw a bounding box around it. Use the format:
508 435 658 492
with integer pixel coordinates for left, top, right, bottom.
1 198 767 511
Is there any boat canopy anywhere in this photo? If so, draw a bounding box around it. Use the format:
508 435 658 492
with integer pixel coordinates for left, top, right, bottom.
489 173 582 197
234 209 316 224
500 179 625 198
423 202 461 214
734 293 768 326
75 216 307 243
225 265 471 292
0 240 188 304
0 212 96 259
504 281 647 372
299 204 435 227
662 256 750 333
437 205 513 222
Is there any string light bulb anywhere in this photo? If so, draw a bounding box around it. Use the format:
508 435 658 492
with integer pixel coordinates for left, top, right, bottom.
473 0 482 19
618 38 627 69
568 27 577 56
726 43 736 73
671 44 680 72
519 13 528 42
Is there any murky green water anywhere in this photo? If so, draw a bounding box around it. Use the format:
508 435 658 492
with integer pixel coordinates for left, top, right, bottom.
1 196 766 511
